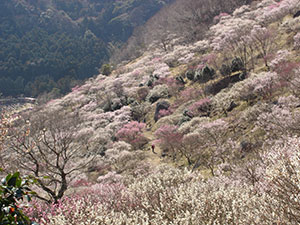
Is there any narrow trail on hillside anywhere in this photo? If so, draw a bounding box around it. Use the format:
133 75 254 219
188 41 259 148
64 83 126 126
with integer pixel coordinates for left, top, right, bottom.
143 131 164 166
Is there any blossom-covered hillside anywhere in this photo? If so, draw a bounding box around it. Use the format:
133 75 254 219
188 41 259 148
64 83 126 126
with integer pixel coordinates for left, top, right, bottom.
2 0 300 224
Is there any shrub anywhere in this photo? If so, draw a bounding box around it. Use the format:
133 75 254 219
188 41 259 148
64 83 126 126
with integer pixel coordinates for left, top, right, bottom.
101 64 112 76
220 64 232 76
231 57 244 72
195 66 215 83
185 70 195 80
0 171 36 225
204 72 245 95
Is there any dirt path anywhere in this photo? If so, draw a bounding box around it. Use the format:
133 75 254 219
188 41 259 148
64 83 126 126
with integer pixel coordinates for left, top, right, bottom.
143 131 163 166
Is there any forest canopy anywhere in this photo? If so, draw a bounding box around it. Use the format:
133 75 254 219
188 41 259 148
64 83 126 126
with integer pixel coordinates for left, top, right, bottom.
0 0 173 97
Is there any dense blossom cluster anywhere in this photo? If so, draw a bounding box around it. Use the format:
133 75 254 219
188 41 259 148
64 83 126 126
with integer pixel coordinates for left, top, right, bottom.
116 121 148 149
23 153 300 224
255 0 300 23
210 0 300 71
255 95 300 139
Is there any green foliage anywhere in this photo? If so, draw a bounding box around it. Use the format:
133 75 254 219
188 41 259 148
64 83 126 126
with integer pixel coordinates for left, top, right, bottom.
0 28 107 97
220 64 231 77
231 57 244 73
0 0 172 97
0 171 36 225
195 66 215 83
101 64 113 76
185 70 195 81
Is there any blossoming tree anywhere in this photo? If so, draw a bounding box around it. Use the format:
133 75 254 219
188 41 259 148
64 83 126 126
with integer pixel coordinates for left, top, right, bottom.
4 109 95 203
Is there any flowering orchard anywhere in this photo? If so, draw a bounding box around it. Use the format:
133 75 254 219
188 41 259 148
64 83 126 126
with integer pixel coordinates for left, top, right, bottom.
2 0 300 223
22 152 300 224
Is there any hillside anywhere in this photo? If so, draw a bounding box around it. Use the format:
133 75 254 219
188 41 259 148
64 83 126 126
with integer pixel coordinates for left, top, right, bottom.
110 0 254 64
0 0 174 97
1 0 300 224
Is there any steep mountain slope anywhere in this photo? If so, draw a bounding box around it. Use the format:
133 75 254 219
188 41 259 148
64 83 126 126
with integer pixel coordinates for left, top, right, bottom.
110 0 254 64
2 0 300 223
0 0 174 97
